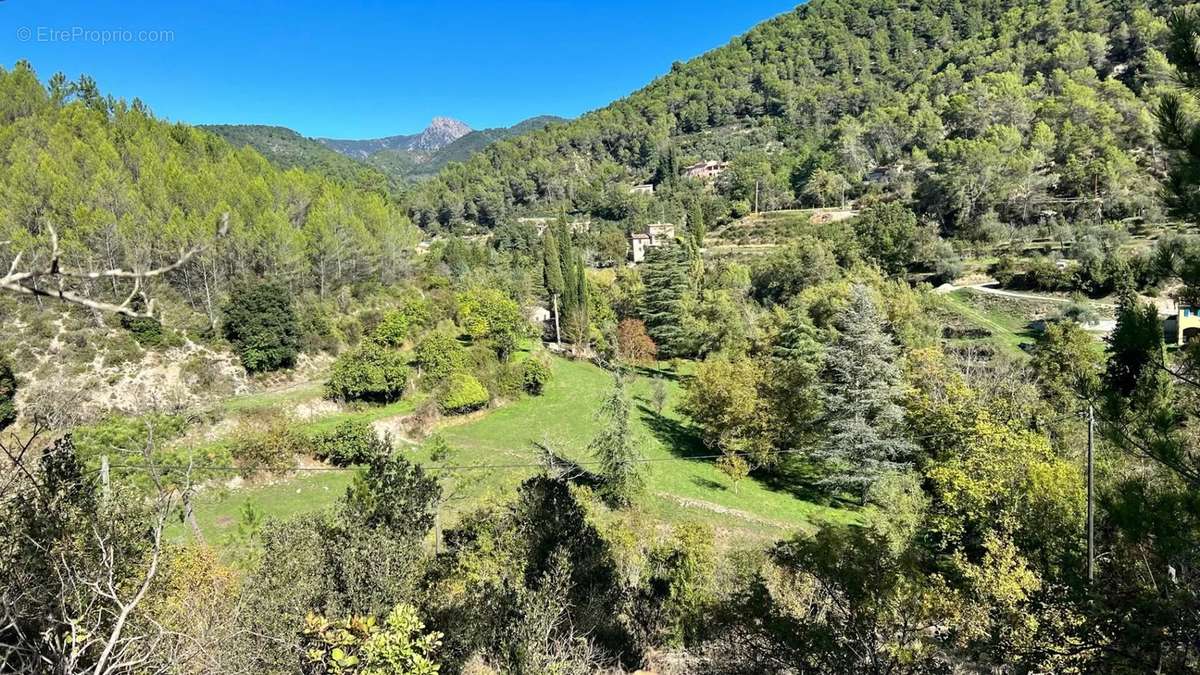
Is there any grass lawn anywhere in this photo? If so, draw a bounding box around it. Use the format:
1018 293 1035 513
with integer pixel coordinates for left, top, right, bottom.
180 356 858 548
939 289 1041 355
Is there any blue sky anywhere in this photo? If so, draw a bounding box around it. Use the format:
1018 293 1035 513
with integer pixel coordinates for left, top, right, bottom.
0 1 798 139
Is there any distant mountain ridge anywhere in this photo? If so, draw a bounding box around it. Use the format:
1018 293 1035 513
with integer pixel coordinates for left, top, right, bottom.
318 116 473 158
206 115 566 184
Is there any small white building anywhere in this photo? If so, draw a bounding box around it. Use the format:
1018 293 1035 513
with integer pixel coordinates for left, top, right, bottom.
630 223 676 263
629 183 655 195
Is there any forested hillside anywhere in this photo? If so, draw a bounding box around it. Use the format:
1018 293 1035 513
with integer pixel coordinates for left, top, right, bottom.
0 62 420 329
9 0 1200 672
410 0 1172 236
200 123 400 196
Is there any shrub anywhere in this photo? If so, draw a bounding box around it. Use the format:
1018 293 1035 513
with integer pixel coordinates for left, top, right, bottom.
438 373 489 414
0 356 15 431
456 287 526 358
222 281 301 373
616 318 658 364
371 296 432 348
313 419 388 466
121 314 180 348
230 411 307 477
326 342 410 403
371 310 411 348
521 356 553 396
297 300 338 354
414 330 467 384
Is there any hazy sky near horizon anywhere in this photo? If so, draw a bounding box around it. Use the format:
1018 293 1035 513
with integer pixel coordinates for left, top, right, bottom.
0 1 798 139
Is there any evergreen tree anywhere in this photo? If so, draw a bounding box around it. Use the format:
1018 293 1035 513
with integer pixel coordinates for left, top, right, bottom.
1158 9 1200 224
0 355 16 431
542 228 565 302
222 281 301 373
640 246 692 358
814 285 914 501
589 372 643 506
687 202 706 249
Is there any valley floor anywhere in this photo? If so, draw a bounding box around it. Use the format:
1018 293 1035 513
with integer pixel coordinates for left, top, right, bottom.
173 356 859 550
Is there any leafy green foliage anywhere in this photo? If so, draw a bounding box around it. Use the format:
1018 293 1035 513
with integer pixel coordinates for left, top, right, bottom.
300 604 442 675
0 63 419 322
437 373 489 414
640 246 693 358
314 420 389 467
413 331 467 384
815 285 914 500
326 343 410 403
222 281 301 373
853 203 920 275
345 451 441 534
120 314 180 348
520 356 553 396
455 288 526 359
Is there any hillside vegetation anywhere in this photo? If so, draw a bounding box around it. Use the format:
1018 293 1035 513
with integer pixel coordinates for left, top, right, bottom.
410 0 1171 239
8 0 1200 673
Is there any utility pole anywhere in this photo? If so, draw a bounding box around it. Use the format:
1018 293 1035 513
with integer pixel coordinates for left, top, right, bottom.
1087 403 1095 584
100 455 110 502
552 293 562 346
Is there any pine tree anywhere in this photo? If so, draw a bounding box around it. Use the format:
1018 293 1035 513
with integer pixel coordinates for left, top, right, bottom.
641 246 692 358
1158 10 1200 224
815 285 914 501
589 371 643 506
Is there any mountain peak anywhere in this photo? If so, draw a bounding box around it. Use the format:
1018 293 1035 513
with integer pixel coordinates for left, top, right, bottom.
414 117 472 152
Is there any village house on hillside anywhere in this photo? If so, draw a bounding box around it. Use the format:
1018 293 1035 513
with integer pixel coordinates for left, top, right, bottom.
682 160 728 180
629 183 655 195
630 222 676 263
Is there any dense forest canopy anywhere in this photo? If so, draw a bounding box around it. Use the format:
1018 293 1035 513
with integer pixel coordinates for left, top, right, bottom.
410 0 1172 238
0 62 420 326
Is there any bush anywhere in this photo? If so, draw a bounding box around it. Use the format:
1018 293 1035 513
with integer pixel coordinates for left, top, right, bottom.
438 373 489 414
222 281 301 373
121 315 181 348
414 330 467 384
230 411 307 477
326 342 410 403
371 310 411 348
521 356 553 396
371 296 432 348
616 318 658 364
313 419 388 466
297 300 338 354
0 356 16 431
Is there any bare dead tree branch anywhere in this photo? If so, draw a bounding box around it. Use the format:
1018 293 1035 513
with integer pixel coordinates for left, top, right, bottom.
0 214 229 318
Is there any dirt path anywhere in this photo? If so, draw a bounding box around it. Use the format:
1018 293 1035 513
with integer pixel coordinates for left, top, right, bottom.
964 283 1118 308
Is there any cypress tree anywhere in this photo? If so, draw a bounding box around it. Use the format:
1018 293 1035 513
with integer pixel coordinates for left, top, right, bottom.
640 245 692 358
543 228 565 302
